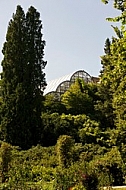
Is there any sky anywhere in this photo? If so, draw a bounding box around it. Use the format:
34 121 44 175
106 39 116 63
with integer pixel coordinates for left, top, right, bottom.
0 0 120 81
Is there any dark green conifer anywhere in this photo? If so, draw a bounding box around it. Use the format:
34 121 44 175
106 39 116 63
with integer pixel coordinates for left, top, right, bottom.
0 5 46 149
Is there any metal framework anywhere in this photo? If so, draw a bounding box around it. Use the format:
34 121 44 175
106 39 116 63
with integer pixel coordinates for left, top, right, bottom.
44 70 93 96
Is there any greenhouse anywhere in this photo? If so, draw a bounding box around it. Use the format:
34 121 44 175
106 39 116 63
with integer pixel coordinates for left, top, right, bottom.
44 70 98 96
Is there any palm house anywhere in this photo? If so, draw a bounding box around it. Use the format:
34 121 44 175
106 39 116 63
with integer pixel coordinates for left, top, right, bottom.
44 70 99 97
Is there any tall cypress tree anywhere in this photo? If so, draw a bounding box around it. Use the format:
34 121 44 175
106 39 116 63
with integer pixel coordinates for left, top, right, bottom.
0 5 46 149
25 6 47 147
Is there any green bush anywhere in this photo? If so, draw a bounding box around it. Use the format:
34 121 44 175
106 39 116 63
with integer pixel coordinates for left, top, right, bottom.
56 135 74 168
0 142 12 183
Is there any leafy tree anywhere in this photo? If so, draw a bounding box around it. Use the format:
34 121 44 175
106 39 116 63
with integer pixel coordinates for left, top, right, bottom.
0 5 46 149
41 113 75 146
41 113 60 146
90 146 125 186
61 79 97 116
100 35 126 127
43 93 66 114
79 119 100 145
98 0 126 160
95 38 115 130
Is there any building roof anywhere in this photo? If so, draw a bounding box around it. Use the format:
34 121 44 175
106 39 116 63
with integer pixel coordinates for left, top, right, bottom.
44 70 93 95
44 73 73 95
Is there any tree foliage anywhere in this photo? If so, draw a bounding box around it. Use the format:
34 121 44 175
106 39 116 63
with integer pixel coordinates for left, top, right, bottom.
0 142 12 183
100 0 126 158
43 94 66 114
101 0 126 11
99 29 126 129
0 5 46 149
0 1 126 189
61 79 98 116
56 135 74 168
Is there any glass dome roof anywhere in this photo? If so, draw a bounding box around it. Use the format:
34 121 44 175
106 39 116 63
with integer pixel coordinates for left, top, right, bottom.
44 70 92 95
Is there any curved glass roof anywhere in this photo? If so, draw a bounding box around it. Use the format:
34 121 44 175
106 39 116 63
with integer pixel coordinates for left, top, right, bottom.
44 70 92 95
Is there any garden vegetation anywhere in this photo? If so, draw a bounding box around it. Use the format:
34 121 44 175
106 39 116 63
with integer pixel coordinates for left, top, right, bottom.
0 0 126 189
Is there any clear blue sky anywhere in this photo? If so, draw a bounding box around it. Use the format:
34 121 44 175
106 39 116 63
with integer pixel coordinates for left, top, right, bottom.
0 0 119 81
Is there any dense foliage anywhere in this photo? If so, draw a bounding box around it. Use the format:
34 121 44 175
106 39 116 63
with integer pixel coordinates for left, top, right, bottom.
0 6 46 149
0 1 126 189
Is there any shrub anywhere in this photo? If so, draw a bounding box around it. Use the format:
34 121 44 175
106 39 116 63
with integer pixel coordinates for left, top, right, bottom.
56 135 74 168
0 142 12 183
